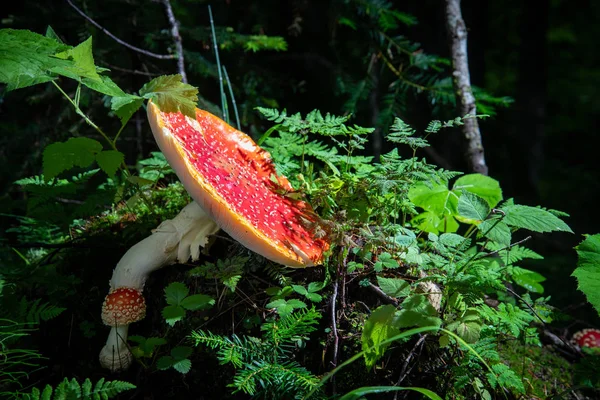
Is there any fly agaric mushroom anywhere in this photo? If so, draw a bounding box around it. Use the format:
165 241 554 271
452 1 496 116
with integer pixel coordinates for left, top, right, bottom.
99 202 219 371
146 100 330 267
571 328 600 350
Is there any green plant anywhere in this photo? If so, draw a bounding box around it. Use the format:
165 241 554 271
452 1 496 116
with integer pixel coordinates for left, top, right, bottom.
19 378 135 400
162 282 214 326
191 308 323 398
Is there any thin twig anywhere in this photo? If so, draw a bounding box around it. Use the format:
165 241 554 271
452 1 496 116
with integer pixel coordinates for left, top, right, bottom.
222 66 240 129
100 62 161 77
66 0 176 60
445 0 488 175
368 283 399 306
330 268 340 395
393 335 427 400
160 0 187 82
477 235 532 259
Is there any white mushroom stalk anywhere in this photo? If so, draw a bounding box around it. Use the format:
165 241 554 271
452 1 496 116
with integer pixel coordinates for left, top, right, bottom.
99 201 219 371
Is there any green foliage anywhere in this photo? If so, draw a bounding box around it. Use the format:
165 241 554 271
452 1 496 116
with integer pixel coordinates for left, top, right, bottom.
188 256 248 293
20 377 135 400
139 74 199 119
128 335 167 359
192 308 322 398
156 346 193 374
162 282 214 326
42 137 123 180
573 234 600 316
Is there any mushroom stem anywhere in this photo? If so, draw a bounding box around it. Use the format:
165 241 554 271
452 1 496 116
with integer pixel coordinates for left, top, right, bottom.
100 201 219 371
109 201 219 290
99 326 131 372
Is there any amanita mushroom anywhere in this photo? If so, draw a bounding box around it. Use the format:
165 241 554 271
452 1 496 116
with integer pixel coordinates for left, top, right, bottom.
146 100 330 266
100 202 219 371
571 328 600 350
100 101 330 371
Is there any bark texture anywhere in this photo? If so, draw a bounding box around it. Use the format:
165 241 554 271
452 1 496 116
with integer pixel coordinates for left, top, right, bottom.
445 0 488 175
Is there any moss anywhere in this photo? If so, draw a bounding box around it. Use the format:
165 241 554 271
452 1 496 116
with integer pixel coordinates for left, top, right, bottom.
499 340 573 399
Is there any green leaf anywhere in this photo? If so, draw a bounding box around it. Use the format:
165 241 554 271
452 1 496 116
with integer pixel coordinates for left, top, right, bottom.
446 310 482 343
408 183 456 215
156 356 175 370
171 346 193 360
439 233 466 247
457 190 490 222
139 74 198 119
512 267 546 293
111 95 144 125
305 292 323 302
292 285 308 296
373 252 399 272
164 282 189 305
82 75 127 97
502 204 573 233
266 298 306 316
376 276 410 298
0 29 71 91
52 36 100 81
361 305 400 368
394 294 441 328
453 174 502 208
478 219 511 246
162 305 185 326
95 150 124 177
338 386 442 400
45 26 62 42
573 234 600 316
172 358 192 374
42 137 103 180
179 294 215 310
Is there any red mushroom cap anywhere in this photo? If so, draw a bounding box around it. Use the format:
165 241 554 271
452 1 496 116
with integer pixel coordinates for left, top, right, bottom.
102 287 146 326
571 328 600 349
147 101 330 267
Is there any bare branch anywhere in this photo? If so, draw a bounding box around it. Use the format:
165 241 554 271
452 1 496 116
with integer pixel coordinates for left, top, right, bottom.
160 0 188 83
445 0 488 175
66 0 176 60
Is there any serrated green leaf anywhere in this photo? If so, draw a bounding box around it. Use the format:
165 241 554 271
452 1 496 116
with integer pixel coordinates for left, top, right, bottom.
453 174 502 208
156 355 175 370
307 281 325 292
95 150 124 177
439 233 466 247
52 36 100 81
478 219 511 246
172 358 192 374
179 294 215 310
502 204 573 233
162 305 185 326
82 75 127 97
305 292 323 302
446 310 482 343
139 74 198 119
111 95 144 125
42 137 103 180
171 346 193 360
0 29 71 91
376 276 410 298
292 285 308 295
361 305 400 368
573 234 600 316
164 282 189 305
457 190 490 222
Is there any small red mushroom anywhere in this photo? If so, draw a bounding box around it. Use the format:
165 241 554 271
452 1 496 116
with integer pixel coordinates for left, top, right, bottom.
99 287 147 371
571 328 600 349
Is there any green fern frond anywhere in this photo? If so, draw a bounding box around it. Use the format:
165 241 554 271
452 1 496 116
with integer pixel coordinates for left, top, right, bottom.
20 377 135 400
261 307 321 348
18 298 65 326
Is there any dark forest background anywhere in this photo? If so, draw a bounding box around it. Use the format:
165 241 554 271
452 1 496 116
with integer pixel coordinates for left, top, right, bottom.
1 1 600 398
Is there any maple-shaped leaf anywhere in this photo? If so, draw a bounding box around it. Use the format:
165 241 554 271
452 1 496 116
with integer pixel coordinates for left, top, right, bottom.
139 74 198 119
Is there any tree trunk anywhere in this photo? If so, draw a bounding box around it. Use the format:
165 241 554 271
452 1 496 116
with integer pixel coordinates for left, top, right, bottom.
445 0 488 176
